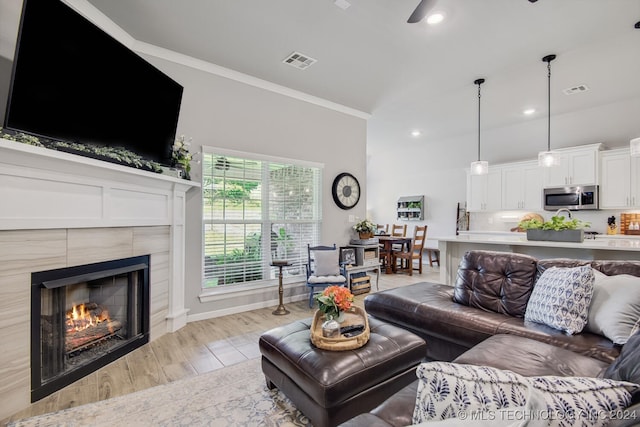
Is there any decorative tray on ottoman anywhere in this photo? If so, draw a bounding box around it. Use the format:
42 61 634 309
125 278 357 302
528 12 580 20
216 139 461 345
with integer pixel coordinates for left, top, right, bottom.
310 306 370 351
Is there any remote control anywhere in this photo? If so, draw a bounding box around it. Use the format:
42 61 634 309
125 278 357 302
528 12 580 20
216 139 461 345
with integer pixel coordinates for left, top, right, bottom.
340 324 365 335
343 330 364 338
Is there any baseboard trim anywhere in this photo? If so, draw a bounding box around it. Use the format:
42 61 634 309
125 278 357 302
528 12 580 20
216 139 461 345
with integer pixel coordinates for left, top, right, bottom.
187 294 308 322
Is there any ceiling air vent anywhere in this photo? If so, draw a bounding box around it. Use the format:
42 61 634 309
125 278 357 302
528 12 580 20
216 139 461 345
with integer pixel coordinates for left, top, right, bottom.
563 84 590 95
282 51 317 70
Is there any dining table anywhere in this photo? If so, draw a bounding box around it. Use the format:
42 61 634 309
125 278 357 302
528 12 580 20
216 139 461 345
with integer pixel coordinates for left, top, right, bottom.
377 235 413 274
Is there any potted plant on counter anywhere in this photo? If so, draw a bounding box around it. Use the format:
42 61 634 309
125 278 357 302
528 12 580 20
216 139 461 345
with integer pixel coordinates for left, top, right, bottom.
518 212 590 243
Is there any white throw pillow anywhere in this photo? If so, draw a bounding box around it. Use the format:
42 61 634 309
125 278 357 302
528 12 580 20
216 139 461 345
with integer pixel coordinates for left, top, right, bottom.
312 249 340 276
586 269 640 345
412 362 638 427
524 265 594 334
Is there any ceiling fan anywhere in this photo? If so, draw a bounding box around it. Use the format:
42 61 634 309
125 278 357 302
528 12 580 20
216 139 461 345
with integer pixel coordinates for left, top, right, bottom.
407 0 538 23
406 0 436 24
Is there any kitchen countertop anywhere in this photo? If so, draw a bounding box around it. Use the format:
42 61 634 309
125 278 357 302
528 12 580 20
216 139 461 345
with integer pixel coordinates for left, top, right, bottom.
438 233 640 251
595 234 640 240
458 230 640 239
458 230 525 237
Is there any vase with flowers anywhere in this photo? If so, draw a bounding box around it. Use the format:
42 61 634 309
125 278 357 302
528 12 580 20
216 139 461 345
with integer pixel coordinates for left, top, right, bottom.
315 285 354 323
353 219 376 239
171 135 193 180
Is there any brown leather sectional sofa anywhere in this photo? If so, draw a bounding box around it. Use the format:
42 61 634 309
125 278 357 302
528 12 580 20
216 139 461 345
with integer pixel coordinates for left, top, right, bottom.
339 250 640 426
364 250 639 363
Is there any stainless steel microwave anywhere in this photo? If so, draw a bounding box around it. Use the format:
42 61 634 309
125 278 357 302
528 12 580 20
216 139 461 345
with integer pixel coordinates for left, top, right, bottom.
543 185 599 211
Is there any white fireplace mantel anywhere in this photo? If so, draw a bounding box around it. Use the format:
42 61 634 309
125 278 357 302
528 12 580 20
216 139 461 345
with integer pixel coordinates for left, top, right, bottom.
0 137 200 332
0 138 199 229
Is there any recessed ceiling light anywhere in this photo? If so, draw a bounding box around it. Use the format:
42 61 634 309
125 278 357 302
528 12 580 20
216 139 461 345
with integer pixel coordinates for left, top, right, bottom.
411 130 422 137
426 12 445 25
523 108 536 115
334 0 351 10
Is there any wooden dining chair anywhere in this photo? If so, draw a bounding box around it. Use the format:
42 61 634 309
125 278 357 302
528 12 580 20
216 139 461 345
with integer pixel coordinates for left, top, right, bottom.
392 225 427 275
376 224 389 234
391 224 407 237
378 239 389 269
390 223 408 256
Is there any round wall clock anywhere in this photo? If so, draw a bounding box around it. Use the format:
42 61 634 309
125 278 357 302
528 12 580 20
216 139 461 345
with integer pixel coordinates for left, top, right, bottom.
332 172 360 210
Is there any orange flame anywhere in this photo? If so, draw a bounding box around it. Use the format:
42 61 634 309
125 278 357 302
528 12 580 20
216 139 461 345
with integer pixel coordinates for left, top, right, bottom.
66 303 110 333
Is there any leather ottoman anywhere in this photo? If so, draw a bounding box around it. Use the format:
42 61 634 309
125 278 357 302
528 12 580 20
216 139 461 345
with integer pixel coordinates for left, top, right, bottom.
259 316 427 427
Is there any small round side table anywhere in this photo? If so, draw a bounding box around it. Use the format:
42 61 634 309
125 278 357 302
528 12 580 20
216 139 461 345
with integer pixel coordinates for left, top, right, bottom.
271 260 291 315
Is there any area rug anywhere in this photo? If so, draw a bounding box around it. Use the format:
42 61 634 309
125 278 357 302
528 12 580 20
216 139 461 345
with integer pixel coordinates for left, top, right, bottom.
9 358 311 427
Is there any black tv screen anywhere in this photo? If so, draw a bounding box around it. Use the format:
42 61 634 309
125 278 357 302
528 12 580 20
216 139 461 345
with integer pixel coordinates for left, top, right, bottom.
4 0 183 165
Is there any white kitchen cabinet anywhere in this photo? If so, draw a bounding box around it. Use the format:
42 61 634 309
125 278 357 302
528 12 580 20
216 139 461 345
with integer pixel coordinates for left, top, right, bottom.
502 161 543 210
543 144 602 187
467 168 502 211
466 144 603 213
600 149 640 208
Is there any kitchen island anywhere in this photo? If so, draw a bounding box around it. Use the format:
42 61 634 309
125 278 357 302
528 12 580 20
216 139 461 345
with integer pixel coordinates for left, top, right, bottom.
436 233 640 285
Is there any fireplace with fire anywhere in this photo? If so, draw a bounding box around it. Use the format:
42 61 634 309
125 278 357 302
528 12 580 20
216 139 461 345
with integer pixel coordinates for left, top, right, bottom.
31 256 150 401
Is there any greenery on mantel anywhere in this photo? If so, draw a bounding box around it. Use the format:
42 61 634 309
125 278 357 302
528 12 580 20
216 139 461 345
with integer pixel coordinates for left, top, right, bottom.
0 127 164 173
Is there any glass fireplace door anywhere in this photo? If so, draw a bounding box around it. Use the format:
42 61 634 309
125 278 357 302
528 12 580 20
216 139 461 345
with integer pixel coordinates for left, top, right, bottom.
31 256 150 401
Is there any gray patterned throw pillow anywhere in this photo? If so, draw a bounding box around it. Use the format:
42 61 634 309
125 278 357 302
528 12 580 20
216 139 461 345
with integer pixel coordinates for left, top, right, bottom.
524 265 594 334
412 362 638 426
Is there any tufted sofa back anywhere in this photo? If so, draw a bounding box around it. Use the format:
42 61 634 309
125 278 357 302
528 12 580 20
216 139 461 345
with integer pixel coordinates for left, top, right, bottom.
453 251 640 319
538 258 640 279
453 250 538 317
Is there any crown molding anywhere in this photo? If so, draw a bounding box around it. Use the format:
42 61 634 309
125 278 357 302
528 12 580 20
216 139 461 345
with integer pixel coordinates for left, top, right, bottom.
134 41 370 120
62 0 136 48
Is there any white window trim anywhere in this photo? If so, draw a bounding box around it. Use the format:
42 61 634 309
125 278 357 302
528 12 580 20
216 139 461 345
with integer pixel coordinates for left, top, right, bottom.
200 146 324 296
201 146 324 170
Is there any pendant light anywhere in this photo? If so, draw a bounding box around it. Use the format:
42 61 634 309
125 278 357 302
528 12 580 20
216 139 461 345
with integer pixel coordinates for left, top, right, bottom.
631 23 640 155
538 54 560 167
630 137 640 157
470 78 488 175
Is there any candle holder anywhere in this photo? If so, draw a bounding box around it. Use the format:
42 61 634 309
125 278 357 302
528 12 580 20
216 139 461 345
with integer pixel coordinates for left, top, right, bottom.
271 260 291 315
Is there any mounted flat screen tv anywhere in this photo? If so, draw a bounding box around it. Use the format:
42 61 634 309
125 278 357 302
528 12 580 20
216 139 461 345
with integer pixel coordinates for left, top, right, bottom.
4 0 183 166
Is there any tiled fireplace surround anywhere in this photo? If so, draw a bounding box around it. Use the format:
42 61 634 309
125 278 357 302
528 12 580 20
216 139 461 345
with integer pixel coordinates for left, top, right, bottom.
0 138 199 420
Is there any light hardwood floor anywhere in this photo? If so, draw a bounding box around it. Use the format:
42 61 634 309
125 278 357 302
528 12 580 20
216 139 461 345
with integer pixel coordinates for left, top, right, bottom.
3 266 440 425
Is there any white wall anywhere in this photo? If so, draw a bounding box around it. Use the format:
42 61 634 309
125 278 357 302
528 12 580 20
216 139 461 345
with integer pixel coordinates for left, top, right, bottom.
366 137 466 246
140 54 368 317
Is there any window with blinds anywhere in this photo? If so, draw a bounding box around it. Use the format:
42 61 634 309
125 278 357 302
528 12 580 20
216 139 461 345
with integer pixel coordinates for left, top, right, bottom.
202 150 322 289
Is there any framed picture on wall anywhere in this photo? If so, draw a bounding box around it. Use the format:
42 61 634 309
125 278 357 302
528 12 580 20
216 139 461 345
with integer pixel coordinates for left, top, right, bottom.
340 248 356 266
